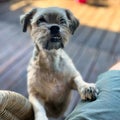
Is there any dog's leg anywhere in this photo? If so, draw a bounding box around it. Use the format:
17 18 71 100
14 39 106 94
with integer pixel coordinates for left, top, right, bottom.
29 95 48 120
73 75 99 101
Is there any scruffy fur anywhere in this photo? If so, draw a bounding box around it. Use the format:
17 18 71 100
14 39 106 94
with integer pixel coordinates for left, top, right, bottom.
20 7 98 120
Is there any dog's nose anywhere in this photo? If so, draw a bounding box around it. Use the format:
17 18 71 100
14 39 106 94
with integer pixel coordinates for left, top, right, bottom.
50 25 60 34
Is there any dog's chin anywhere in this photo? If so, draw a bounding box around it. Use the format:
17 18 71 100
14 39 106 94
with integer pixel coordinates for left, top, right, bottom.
45 42 64 50
44 37 64 50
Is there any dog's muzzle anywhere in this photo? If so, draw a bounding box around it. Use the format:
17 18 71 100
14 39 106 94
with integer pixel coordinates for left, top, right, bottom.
45 25 64 50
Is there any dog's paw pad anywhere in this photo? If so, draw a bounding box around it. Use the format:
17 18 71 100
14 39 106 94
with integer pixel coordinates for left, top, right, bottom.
79 84 99 101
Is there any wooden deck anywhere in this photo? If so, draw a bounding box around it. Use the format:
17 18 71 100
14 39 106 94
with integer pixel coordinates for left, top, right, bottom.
0 0 120 119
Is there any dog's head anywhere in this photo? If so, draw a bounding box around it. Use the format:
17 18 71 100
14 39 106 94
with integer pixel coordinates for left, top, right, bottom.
20 7 79 50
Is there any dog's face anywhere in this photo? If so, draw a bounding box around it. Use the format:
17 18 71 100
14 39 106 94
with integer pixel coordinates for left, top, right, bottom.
20 7 79 50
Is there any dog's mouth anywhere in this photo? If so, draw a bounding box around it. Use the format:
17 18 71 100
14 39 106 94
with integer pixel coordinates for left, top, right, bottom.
51 35 61 42
45 35 64 50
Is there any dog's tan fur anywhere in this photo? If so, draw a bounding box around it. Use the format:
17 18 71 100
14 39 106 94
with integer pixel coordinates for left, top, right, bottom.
27 50 72 118
20 7 98 120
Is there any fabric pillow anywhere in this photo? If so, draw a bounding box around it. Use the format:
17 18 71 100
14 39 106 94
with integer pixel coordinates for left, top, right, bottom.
66 71 120 120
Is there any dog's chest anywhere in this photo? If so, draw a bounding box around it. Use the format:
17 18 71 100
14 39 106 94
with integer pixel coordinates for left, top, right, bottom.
52 50 68 73
50 49 74 76
35 49 77 85
28 49 76 98
37 50 72 84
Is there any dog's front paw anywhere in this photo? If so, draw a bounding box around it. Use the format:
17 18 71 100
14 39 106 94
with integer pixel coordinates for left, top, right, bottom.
79 83 99 101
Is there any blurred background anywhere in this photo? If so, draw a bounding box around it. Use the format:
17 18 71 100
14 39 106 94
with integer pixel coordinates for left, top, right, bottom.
0 0 120 119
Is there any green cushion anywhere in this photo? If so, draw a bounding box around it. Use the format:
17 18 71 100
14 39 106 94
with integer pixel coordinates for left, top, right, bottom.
66 71 120 120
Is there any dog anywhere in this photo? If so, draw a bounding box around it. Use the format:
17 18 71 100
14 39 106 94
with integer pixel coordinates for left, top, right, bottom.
20 7 98 120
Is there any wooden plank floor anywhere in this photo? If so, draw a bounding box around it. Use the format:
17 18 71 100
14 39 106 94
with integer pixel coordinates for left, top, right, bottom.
0 0 120 119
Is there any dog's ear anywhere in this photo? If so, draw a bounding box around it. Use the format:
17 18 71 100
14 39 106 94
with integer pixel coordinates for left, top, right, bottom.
65 9 79 34
20 8 37 32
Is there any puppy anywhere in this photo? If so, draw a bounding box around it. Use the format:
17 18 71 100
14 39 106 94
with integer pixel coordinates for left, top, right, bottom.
20 7 98 120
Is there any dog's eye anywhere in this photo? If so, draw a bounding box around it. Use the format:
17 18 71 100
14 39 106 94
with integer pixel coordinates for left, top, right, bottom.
37 17 46 24
60 18 66 25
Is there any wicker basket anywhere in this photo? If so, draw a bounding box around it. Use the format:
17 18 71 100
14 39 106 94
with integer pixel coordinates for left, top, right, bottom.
0 90 34 120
